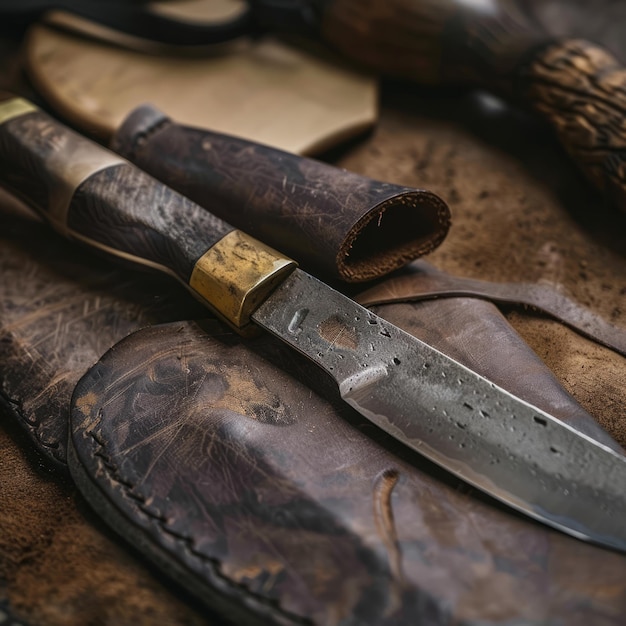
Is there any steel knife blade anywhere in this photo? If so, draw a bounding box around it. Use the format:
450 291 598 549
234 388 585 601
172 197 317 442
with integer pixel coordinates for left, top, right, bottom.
1 95 625 551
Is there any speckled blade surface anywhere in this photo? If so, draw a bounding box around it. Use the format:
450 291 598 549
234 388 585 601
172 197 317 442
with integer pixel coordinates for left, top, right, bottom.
253 269 626 551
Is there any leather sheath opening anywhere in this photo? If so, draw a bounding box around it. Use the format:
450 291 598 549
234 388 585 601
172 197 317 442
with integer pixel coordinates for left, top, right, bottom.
338 190 451 282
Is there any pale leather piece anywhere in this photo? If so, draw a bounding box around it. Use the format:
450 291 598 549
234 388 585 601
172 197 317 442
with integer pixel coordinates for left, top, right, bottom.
24 10 377 155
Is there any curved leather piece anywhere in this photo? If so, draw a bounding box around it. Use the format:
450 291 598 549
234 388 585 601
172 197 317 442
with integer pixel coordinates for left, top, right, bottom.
69 319 626 626
111 105 451 282
357 260 626 358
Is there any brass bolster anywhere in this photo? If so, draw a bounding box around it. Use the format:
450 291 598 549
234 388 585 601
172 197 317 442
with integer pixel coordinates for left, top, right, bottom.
190 230 297 330
0 97 38 126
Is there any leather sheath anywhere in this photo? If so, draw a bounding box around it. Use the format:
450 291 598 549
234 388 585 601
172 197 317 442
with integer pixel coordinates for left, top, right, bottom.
110 105 451 282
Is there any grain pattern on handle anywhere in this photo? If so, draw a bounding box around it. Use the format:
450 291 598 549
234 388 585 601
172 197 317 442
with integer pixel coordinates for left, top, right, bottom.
0 103 234 282
520 39 626 205
68 164 232 280
111 105 451 282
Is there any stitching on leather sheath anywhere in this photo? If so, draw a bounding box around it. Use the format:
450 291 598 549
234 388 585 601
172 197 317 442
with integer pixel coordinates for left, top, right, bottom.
126 117 172 162
0 383 65 464
86 429 312 625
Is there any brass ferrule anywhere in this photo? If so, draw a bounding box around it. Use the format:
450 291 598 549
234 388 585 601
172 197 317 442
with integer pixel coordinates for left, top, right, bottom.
190 230 297 331
0 97 38 126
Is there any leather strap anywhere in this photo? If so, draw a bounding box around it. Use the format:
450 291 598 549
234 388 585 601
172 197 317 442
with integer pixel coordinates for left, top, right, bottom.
357 260 626 358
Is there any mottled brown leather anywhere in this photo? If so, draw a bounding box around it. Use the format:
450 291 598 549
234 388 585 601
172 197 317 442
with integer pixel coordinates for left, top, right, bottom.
111 105 451 282
69 319 626 626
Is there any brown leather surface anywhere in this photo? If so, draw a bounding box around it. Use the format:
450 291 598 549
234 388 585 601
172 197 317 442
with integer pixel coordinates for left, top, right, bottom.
111 105 451 282
68 319 626 626
2 8 626 623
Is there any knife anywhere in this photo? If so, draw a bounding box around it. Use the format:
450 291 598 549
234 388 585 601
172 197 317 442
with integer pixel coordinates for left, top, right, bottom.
1 95 625 551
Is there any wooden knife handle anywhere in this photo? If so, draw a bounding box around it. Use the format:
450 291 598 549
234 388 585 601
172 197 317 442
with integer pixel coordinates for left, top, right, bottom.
110 105 450 283
0 96 296 331
313 0 626 211
518 39 626 208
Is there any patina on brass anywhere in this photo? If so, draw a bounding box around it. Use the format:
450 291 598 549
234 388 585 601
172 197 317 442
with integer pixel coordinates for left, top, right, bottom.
190 230 297 330
0 97 38 126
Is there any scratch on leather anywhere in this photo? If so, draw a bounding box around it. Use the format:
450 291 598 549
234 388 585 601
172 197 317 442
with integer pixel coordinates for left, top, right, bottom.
87 429 312 625
373 467 406 611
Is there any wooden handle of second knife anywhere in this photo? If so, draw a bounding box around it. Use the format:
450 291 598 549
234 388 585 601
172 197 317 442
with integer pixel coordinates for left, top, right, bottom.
0 97 295 328
318 0 626 211
518 39 626 207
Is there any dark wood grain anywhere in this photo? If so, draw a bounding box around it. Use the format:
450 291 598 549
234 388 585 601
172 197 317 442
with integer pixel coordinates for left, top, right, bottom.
0 109 234 282
316 0 548 90
521 39 626 208
68 164 232 280
111 105 450 282
312 0 626 211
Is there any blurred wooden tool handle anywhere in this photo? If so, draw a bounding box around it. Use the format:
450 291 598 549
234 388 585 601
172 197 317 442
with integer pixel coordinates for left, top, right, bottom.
302 0 626 211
